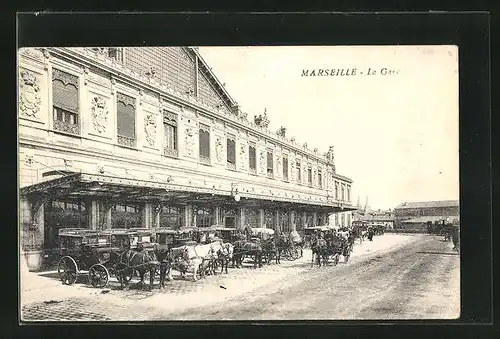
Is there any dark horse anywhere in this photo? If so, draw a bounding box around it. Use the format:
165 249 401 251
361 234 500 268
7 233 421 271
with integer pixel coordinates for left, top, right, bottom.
213 243 235 274
311 236 328 267
262 237 280 264
232 240 263 268
115 248 160 290
152 244 174 289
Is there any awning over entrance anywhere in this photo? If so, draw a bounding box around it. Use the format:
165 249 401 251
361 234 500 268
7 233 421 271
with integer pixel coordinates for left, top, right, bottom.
19 172 356 213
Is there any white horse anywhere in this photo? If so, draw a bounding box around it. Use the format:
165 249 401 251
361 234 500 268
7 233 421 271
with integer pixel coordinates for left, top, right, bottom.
168 241 222 281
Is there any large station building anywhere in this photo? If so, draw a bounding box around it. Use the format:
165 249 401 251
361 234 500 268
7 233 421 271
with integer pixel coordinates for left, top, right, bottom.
18 47 355 270
394 200 459 232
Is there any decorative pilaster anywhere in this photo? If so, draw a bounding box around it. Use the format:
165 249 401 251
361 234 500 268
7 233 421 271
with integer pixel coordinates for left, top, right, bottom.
87 200 99 230
142 203 153 228
98 200 113 230
313 212 318 227
259 209 265 228
215 206 221 226
290 210 296 231
152 202 162 228
275 210 280 233
239 207 245 229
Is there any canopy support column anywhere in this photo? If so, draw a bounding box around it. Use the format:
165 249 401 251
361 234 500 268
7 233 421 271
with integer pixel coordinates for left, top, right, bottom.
87 200 99 230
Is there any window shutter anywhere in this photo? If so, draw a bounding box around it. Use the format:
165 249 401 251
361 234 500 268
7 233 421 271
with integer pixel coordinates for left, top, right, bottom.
249 145 256 170
117 93 136 138
227 138 236 164
267 152 273 170
199 127 210 159
52 69 79 113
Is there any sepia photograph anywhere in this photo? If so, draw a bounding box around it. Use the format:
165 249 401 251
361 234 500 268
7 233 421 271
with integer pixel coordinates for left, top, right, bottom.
18 45 460 321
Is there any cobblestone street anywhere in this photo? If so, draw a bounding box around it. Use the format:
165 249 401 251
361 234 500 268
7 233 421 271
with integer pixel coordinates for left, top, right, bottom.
20 234 453 321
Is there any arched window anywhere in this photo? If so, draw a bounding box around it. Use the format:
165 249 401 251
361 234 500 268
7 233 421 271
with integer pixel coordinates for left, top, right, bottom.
265 209 276 230
223 208 237 228
227 136 236 170
160 205 184 229
280 210 290 232
196 207 213 228
244 208 259 228
199 124 211 164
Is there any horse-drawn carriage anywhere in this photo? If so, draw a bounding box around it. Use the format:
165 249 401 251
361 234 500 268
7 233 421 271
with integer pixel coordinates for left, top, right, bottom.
306 226 352 267
304 226 331 247
212 227 243 243
57 228 119 288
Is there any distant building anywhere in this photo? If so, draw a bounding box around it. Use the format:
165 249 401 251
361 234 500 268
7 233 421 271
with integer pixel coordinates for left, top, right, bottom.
352 208 394 229
394 200 459 232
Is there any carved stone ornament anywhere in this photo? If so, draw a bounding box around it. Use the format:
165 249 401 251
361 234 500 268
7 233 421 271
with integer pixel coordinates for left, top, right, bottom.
20 48 44 61
275 155 281 173
90 96 108 134
326 145 335 163
215 137 224 162
239 145 248 169
24 155 34 167
259 151 266 174
144 114 157 147
184 127 195 156
18 70 41 119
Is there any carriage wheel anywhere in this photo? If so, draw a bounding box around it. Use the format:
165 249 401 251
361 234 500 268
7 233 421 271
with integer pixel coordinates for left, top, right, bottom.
283 249 293 261
88 264 110 288
290 246 301 260
58 256 78 285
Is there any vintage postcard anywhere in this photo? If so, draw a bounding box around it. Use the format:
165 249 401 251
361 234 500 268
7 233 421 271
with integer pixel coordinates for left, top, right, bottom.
18 45 460 321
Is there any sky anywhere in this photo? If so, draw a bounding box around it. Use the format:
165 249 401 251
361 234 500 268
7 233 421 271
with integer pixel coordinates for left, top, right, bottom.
198 46 459 211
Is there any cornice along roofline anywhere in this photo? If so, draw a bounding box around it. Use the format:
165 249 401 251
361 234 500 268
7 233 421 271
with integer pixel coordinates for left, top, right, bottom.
39 47 353 183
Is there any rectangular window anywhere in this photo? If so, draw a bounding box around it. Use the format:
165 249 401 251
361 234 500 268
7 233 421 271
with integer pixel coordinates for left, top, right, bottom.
283 157 289 181
335 182 339 200
249 144 257 173
296 161 301 184
52 69 80 135
199 124 211 164
347 185 351 202
163 111 178 157
267 151 274 178
341 184 345 201
318 171 322 188
227 136 236 170
307 167 312 186
116 92 136 147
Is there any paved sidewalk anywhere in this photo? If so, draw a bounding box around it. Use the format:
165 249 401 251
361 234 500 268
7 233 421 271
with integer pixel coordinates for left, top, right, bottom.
20 234 419 321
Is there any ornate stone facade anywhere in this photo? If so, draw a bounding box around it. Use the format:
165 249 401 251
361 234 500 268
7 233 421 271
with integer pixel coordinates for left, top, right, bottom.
184 127 195 156
144 114 157 147
215 136 224 162
19 69 42 119
90 95 108 134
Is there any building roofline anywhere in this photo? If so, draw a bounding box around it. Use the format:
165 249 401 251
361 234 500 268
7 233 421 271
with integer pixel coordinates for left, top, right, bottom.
187 47 238 109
